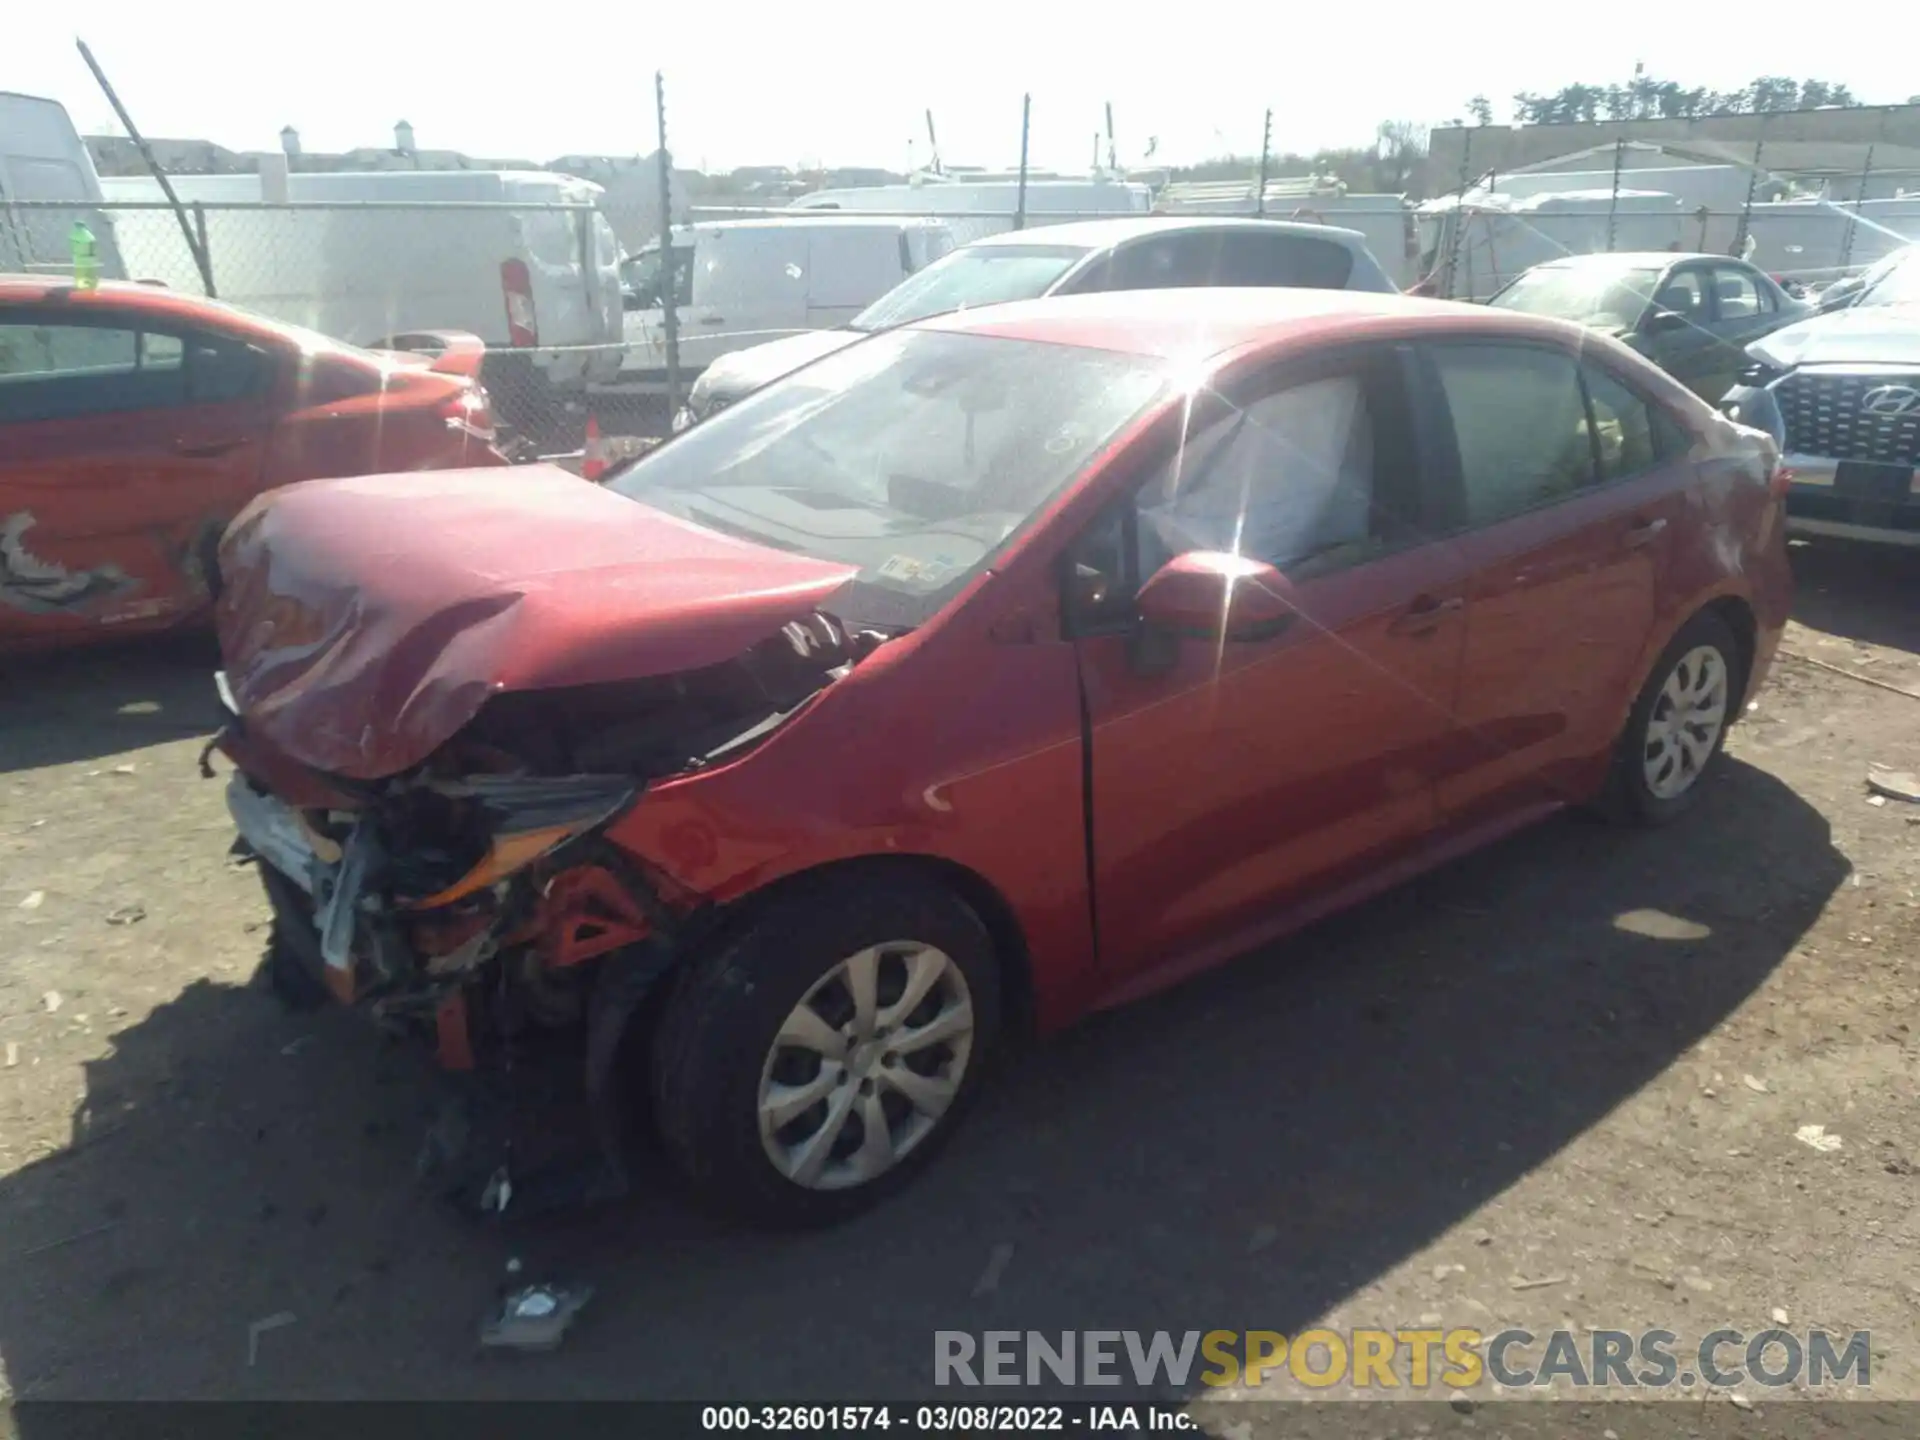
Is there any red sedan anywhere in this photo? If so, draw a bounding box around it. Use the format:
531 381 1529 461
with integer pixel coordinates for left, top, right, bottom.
0 277 505 654
212 288 1792 1228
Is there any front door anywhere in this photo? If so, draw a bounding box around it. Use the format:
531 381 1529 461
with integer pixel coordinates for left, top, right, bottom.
0 311 275 647
1415 341 1683 827
1069 345 1470 988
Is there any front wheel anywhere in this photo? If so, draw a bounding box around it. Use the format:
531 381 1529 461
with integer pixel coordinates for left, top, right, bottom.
650 872 1001 1228
1603 610 1746 826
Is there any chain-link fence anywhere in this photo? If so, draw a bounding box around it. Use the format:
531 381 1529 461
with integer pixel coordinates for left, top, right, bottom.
7 176 1918 456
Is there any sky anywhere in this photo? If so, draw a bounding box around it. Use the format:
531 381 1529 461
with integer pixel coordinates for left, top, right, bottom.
7 1 1916 174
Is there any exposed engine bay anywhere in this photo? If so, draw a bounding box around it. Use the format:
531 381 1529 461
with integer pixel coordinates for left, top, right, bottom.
216 611 869 1085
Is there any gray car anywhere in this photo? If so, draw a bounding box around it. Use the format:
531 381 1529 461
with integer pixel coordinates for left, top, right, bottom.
1488 252 1807 404
674 216 1397 428
1720 245 1920 548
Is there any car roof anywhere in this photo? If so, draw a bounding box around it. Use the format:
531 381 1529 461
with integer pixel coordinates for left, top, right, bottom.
912 286 1580 364
0 274 355 350
680 215 947 235
1532 251 1728 270
966 215 1368 252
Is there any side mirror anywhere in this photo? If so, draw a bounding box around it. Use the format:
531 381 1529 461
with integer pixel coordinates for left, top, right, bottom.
1136 551 1296 643
1647 309 1690 334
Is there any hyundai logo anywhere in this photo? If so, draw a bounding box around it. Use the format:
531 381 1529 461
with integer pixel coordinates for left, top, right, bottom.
1861 384 1920 417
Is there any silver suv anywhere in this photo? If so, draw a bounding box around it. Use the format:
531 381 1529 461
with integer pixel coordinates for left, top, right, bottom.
676 216 1398 430
1721 245 1920 547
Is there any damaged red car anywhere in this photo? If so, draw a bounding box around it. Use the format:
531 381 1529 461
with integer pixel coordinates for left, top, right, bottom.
211 288 1793 1228
0 277 504 654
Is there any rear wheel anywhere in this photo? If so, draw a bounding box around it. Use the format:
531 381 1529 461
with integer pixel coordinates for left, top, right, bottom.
1603 610 1745 826
650 872 1000 1228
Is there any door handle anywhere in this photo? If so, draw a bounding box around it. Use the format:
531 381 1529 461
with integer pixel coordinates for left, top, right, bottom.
697 316 727 326
175 437 246 458
1388 594 1464 636
1623 516 1669 549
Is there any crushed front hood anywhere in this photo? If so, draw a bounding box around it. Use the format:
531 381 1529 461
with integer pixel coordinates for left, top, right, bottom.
1749 302 1920 369
216 466 856 780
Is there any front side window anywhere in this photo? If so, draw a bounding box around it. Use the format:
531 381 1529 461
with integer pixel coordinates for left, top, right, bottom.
622 245 694 309
1431 344 1594 525
608 329 1169 628
1136 374 1377 574
851 245 1088 331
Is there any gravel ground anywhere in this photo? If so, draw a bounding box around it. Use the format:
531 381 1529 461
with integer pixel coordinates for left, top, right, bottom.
1 539 1916 1429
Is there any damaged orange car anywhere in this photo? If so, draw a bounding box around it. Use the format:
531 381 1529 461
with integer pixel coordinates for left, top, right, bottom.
210 289 1793 1228
0 277 504 654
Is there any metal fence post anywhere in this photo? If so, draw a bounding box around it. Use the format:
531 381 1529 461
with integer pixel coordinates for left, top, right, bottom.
1839 141 1877 272
655 71 680 419
1605 138 1624 252
1732 117 1767 259
191 202 214 297
1256 109 1273 217
1015 95 1030 231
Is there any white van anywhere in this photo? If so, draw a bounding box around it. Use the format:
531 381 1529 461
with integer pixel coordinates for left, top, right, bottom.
610 215 956 389
0 92 126 280
786 176 1152 245
95 168 623 432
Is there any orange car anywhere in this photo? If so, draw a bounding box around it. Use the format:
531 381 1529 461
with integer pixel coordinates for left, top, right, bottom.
0 277 506 654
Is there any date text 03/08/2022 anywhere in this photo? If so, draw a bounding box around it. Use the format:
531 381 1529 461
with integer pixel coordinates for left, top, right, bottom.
700 1405 1194 1433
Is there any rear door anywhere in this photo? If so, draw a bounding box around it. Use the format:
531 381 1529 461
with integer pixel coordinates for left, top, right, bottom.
0 309 279 646
1699 263 1778 401
684 228 809 369
806 229 905 324
1416 340 1689 828
1068 343 1472 989
1644 264 1721 397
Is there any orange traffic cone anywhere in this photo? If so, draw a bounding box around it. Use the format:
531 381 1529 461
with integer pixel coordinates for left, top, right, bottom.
582 414 608 482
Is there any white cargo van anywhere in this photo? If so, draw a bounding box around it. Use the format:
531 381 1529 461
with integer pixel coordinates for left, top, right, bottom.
95 168 622 432
0 92 126 280
610 215 956 389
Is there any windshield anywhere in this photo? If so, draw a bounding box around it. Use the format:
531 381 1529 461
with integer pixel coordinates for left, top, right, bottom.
608 329 1169 628
1858 249 1920 307
1489 266 1663 330
850 244 1089 332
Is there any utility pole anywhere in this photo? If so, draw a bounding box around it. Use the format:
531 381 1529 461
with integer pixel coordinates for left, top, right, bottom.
1255 109 1273 217
655 71 680 416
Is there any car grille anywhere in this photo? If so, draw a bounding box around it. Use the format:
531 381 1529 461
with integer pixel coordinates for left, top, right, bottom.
1775 372 1920 465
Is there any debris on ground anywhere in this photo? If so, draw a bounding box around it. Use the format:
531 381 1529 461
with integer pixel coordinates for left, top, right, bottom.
105 905 146 926
18 891 44 910
42 991 61 1014
245 1311 297 1367
479 1284 594 1352
1509 1273 1570 1291
1743 1074 1769 1093
4 1043 16 1068
1866 766 1920 804
1795 1124 1844 1153
478 1166 513 1215
1772 1306 1790 1325
971 1242 1015 1297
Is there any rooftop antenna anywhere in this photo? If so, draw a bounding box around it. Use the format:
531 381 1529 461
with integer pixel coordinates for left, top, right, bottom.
1104 102 1117 174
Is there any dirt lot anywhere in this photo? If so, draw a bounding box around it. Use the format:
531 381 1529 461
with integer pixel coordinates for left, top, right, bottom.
1 540 1917 1421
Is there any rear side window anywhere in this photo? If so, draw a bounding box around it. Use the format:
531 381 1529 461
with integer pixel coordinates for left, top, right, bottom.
1710 266 1762 320
1430 343 1594 525
1217 231 1354 288
1102 230 1355 291
1580 364 1659 481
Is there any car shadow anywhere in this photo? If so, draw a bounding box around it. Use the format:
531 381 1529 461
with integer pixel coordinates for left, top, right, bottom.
0 758 1842 1401
0 633 224 776
1789 537 1920 657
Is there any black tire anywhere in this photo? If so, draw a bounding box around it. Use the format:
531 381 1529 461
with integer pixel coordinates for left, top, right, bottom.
650 870 1001 1229
1601 609 1747 827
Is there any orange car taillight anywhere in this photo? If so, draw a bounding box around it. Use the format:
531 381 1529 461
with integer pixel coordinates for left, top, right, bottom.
442 385 497 441
501 259 538 348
